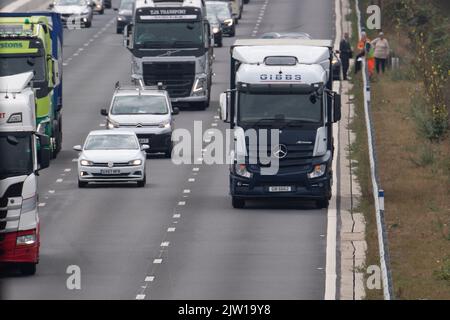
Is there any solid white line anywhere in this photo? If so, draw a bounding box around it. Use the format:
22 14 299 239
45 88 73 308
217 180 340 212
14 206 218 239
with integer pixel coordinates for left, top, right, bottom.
324 0 341 301
0 0 32 12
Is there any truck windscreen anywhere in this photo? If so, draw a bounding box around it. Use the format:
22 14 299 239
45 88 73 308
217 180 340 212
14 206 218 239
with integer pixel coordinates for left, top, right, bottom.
134 21 203 48
238 92 322 125
0 133 33 179
0 55 45 81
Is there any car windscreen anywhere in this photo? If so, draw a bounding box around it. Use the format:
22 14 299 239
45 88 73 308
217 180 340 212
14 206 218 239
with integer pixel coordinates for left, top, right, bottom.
238 92 322 124
0 56 45 81
0 133 33 179
119 0 134 10
56 0 87 5
134 21 203 48
84 134 139 150
206 2 232 19
111 95 168 115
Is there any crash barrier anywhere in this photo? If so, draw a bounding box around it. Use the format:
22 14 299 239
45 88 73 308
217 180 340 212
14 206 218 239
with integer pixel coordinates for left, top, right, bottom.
355 0 395 300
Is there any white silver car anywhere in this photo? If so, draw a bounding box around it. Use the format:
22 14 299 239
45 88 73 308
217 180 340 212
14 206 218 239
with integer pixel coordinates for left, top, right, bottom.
50 0 94 28
73 130 148 188
101 84 179 158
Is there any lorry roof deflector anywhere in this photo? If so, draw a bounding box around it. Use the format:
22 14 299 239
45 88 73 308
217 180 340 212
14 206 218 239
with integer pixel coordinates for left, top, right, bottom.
0 72 33 93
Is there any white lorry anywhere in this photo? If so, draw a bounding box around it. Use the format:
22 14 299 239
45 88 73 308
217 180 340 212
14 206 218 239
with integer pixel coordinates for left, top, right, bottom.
220 39 341 209
0 72 51 275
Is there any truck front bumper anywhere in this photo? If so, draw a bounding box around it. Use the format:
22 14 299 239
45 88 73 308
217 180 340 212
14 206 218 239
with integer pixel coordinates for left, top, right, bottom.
230 174 332 200
0 229 39 264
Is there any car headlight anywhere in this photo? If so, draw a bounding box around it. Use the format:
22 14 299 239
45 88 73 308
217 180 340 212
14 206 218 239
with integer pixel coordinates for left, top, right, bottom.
107 119 120 129
22 196 37 214
212 27 220 34
192 77 206 94
17 232 36 246
332 58 339 65
129 159 142 166
224 18 233 26
80 159 93 166
158 120 171 129
117 16 124 21
235 163 252 178
308 164 326 179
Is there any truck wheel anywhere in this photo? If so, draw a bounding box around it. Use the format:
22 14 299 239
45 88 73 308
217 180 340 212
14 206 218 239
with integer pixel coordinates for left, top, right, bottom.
78 180 88 188
137 174 146 188
232 197 245 209
85 20 92 28
316 198 329 209
217 39 223 47
19 263 36 276
100 8 104 14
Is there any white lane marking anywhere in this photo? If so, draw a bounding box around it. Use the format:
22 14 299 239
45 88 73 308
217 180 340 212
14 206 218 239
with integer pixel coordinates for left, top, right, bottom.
324 0 341 301
38 203 46 207
0 0 32 12
197 157 203 162
167 227 176 232
211 123 218 127
73 53 79 56
145 276 155 282
99 123 106 127
48 190 55 194
153 259 162 264
192 167 199 172
63 63 68 66
178 201 186 206
173 214 181 218
72 158 78 162
56 178 63 183
161 241 170 247
136 294 145 300
64 168 71 172
188 178 195 182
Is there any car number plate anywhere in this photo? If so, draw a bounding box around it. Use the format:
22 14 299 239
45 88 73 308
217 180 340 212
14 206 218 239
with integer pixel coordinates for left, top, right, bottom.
139 138 149 144
268 186 292 193
100 169 120 175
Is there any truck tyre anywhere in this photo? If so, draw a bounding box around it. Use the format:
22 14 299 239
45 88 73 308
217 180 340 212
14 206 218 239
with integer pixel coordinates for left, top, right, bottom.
217 39 223 47
85 20 92 28
78 180 88 188
137 174 146 188
232 197 245 209
316 198 329 209
19 263 36 276
100 8 104 14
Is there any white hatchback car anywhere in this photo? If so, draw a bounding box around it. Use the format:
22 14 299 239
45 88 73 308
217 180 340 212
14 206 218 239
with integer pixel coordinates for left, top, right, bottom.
74 130 148 188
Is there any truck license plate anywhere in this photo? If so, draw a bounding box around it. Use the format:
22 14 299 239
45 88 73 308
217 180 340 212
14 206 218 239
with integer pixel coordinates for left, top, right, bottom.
268 186 292 192
139 138 149 144
100 169 120 175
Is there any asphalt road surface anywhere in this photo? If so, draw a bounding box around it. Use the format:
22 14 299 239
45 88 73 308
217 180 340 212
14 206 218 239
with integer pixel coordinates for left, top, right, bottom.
0 0 335 299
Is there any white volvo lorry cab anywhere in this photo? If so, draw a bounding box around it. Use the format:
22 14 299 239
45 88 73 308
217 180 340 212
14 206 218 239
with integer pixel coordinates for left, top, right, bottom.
0 72 51 275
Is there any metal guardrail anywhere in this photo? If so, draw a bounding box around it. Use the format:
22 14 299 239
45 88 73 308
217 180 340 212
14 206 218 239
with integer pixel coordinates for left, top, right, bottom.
355 0 395 300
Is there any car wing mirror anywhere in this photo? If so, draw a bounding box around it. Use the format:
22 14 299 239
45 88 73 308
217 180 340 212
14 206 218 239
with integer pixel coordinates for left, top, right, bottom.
73 145 82 152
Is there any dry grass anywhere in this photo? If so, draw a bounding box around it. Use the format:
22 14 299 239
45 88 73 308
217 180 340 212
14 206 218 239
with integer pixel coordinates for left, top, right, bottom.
370 72 450 299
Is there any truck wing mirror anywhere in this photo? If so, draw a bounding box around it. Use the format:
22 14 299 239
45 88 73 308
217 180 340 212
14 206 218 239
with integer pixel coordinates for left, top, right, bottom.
37 134 51 170
48 3 55 9
219 92 230 123
123 24 133 48
172 107 180 115
333 93 342 123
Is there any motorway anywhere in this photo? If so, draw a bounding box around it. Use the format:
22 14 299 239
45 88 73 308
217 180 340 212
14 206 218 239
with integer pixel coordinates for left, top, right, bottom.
0 0 336 299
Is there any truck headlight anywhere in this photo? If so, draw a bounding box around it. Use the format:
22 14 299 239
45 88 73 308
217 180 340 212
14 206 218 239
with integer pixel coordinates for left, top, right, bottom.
22 196 37 214
80 159 93 166
235 163 252 178
308 164 326 179
192 77 206 94
223 18 233 26
17 232 36 246
128 159 142 166
212 27 220 34
107 119 120 129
